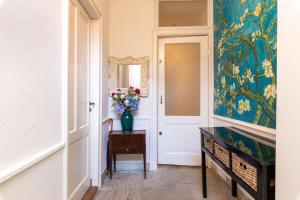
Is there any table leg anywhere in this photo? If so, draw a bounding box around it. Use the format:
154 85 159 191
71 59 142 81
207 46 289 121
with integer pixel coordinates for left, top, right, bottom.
113 154 116 172
202 150 207 198
232 179 237 197
143 152 146 179
109 144 113 179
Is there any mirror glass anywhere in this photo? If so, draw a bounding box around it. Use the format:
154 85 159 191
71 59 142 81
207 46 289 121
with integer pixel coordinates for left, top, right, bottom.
117 64 142 88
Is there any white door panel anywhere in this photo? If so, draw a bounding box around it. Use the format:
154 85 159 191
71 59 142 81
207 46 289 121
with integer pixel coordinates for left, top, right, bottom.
158 36 209 166
68 1 90 200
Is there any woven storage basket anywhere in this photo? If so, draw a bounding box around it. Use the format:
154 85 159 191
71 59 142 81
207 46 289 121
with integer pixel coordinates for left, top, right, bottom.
214 143 230 168
232 153 257 191
203 135 213 153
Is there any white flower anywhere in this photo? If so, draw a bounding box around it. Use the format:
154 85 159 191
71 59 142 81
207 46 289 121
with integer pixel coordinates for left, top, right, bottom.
239 76 246 86
124 99 129 106
238 99 251 114
229 83 236 95
264 84 276 99
262 59 274 78
254 3 262 17
221 76 226 88
251 30 261 42
120 94 126 99
232 64 240 75
246 69 255 83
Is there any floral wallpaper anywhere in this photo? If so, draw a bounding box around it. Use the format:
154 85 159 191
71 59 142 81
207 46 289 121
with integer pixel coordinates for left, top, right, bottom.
213 0 277 129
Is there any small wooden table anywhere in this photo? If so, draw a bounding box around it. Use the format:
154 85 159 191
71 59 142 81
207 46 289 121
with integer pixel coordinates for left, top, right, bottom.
108 130 146 179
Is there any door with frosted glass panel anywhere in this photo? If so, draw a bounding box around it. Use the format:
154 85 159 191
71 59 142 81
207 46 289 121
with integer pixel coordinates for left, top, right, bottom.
158 36 209 166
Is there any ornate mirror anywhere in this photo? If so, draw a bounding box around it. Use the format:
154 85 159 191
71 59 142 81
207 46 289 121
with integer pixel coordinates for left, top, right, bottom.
108 56 150 96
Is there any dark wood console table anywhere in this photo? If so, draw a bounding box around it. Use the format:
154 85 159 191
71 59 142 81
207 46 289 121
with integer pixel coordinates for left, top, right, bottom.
109 130 146 179
200 127 275 200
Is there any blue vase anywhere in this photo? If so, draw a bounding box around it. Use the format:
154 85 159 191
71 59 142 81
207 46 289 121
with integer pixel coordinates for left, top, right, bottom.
121 109 133 132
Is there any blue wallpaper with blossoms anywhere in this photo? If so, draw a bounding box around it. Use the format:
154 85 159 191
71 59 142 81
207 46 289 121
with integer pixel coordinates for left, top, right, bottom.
213 0 277 129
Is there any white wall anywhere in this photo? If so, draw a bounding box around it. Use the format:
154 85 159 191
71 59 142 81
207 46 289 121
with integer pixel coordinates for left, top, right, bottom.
0 0 67 199
276 0 300 199
106 0 154 169
92 0 112 178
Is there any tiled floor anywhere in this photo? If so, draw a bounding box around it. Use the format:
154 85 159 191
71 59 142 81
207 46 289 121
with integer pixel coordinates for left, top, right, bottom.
93 165 249 200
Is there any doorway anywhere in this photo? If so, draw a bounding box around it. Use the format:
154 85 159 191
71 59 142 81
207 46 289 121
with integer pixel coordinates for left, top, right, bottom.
158 36 209 166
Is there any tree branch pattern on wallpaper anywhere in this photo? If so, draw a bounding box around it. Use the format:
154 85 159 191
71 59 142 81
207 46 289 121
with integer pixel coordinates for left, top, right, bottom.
214 0 277 129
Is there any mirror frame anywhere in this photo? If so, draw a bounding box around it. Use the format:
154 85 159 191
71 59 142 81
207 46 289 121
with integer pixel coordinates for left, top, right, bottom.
108 56 150 97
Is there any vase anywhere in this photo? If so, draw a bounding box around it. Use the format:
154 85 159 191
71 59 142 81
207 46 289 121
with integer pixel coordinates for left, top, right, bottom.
121 109 133 132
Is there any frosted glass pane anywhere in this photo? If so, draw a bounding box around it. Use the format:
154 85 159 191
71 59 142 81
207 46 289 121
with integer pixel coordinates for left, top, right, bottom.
159 1 207 27
77 12 89 127
165 43 200 116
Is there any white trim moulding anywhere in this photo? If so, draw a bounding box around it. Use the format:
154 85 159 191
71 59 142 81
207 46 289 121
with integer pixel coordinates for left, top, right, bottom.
0 142 65 184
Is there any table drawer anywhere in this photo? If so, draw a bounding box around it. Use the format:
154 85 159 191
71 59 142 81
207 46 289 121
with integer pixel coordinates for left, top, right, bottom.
214 143 230 168
203 135 213 153
112 146 143 154
232 153 257 191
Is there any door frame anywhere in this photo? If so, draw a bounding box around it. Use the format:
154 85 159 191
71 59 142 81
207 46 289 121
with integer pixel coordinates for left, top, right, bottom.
149 27 214 170
63 1 103 199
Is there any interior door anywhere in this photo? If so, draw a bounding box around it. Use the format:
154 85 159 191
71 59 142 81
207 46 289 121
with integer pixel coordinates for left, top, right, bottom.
68 1 91 199
158 36 209 166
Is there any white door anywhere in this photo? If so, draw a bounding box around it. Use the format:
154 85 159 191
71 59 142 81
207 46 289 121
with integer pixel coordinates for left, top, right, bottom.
68 1 91 199
158 36 209 166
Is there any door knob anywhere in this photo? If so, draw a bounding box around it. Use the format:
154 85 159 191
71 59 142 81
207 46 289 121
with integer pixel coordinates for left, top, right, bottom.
159 132 163 136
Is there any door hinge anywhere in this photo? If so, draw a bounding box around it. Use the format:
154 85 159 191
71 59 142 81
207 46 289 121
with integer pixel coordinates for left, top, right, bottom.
90 179 93 186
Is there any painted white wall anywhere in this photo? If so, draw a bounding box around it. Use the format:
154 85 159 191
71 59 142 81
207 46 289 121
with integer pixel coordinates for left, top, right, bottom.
105 0 154 169
276 0 300 199
92 0 112 179
0 0 67 199
0 151 64 200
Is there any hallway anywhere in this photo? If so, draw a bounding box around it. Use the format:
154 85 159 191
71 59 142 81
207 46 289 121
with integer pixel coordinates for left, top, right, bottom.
94 166 248 200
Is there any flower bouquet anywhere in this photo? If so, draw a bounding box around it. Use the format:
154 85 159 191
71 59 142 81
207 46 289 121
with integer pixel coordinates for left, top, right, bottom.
112 87 140 132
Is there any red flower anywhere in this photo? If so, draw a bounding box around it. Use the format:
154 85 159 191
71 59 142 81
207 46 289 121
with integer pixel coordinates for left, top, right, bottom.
112 92 116 97
135 88 140 94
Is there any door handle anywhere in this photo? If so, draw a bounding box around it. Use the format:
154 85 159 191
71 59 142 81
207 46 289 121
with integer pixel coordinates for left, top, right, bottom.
159 132 163 136
89 102 95 112
160 96 163 104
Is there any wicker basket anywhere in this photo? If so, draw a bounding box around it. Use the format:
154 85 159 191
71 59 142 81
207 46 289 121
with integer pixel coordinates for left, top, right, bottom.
232 153 257 191
214 143 230 168
203 135 213 153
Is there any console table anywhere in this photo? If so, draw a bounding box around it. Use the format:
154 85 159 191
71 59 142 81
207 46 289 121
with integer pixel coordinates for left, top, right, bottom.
200 127 275 200
108 130 146 179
